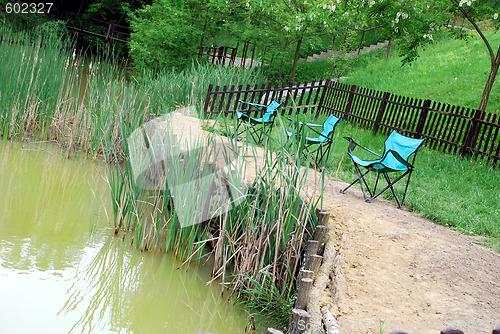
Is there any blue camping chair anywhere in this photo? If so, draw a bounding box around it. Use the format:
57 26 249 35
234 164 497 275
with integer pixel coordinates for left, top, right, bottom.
235 100 282 143
285 114 342 168
340 131 425 208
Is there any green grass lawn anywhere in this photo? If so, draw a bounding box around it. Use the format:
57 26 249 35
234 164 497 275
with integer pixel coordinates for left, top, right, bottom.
314 115 499 250
343 30 500 114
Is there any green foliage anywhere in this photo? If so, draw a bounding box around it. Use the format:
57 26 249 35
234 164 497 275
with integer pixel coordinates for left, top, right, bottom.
234 270 294 330
83 0 149 20
128 0 235 71
262 59 332 83
129 0 198 71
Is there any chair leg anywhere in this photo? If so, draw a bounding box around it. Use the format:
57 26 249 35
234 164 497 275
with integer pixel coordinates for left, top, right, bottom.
357 165 374 199
315 144 326 169
366 171 411 209
234 120 241 140
340 164 372 200
373 173 381 195
321 142 333 169
235 119 249 141
400 169 414 207
383 172 402 208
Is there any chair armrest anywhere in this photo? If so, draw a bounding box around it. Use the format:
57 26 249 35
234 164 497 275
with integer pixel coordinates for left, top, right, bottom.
305 122 323 128
287 118 304 125
344 137 381 157
238 100 266 111
286 118 305 133
305 124 326 138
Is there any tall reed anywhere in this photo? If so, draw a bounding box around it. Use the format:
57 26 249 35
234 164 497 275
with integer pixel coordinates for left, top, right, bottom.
0 25 264 159
103 109 323 328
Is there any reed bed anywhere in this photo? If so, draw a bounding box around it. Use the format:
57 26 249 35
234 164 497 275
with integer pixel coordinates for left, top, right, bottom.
104 112 323 328
0 25 264 158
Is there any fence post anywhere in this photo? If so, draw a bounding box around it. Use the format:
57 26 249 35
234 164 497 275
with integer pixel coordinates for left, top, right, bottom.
203 84 214 118
415 99 431 139
315 79 331 118
344 85 357 121
373 91 390 134
461 108 484 157
250 44 256 68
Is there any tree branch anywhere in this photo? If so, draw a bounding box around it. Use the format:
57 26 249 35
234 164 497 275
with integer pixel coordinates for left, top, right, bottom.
449 0 495 65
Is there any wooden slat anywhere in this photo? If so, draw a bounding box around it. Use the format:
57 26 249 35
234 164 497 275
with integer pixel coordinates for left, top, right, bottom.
224 85 236 115
487 115 499 157
442 104 458 153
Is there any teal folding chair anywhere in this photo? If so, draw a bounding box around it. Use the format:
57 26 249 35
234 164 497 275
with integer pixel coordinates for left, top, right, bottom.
235 100 282 143
285 114 342 168
340 131 425 208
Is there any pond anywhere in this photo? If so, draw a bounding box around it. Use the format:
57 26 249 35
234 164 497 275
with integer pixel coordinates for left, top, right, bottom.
0 141 248 333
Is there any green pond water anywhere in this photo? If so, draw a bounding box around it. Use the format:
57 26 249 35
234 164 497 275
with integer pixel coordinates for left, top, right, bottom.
0 141 248 333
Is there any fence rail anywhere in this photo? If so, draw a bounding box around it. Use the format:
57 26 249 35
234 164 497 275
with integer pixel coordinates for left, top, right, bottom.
204 80 500 165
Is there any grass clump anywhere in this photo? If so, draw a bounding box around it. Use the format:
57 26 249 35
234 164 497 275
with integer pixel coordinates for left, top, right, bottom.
235 270 294 331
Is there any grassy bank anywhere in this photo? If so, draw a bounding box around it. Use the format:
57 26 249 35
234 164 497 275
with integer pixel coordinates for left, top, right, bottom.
285 30 500 114
344 30 500 114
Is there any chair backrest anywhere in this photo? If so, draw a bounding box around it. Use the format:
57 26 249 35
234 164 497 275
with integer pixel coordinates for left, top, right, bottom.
320 115 341 139
262 100 282 122
381 131 425 170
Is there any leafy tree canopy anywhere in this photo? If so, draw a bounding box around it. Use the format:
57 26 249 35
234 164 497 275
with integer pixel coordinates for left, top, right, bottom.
128 0 239 71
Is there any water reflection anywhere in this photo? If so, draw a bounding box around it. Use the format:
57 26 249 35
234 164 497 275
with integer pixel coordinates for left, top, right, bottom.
0 142 246 333
0 142 108 273
62 235 246 333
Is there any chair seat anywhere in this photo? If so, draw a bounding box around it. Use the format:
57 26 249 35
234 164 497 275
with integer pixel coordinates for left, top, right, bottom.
348 153 384 169
236 111 271 124
348 153 409 171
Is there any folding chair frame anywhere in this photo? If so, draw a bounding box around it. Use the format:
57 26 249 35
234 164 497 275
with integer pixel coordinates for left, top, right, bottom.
285 115 341 169
340 135 424 209
234 100 281 144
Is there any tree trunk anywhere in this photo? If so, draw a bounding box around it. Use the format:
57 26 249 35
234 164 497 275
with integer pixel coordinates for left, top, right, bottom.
198 20 208 57
386 38 393 59
478 44 500 113
290 38 303 84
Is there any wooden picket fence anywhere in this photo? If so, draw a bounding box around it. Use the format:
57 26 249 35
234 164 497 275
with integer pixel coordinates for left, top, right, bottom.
204 80 500 165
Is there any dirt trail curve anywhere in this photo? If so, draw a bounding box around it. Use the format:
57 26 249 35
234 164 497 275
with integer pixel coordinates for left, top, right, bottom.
310 172 500 334
173 113 499 334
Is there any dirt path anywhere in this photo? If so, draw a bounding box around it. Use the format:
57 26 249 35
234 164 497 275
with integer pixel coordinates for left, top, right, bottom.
312 172 500 334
